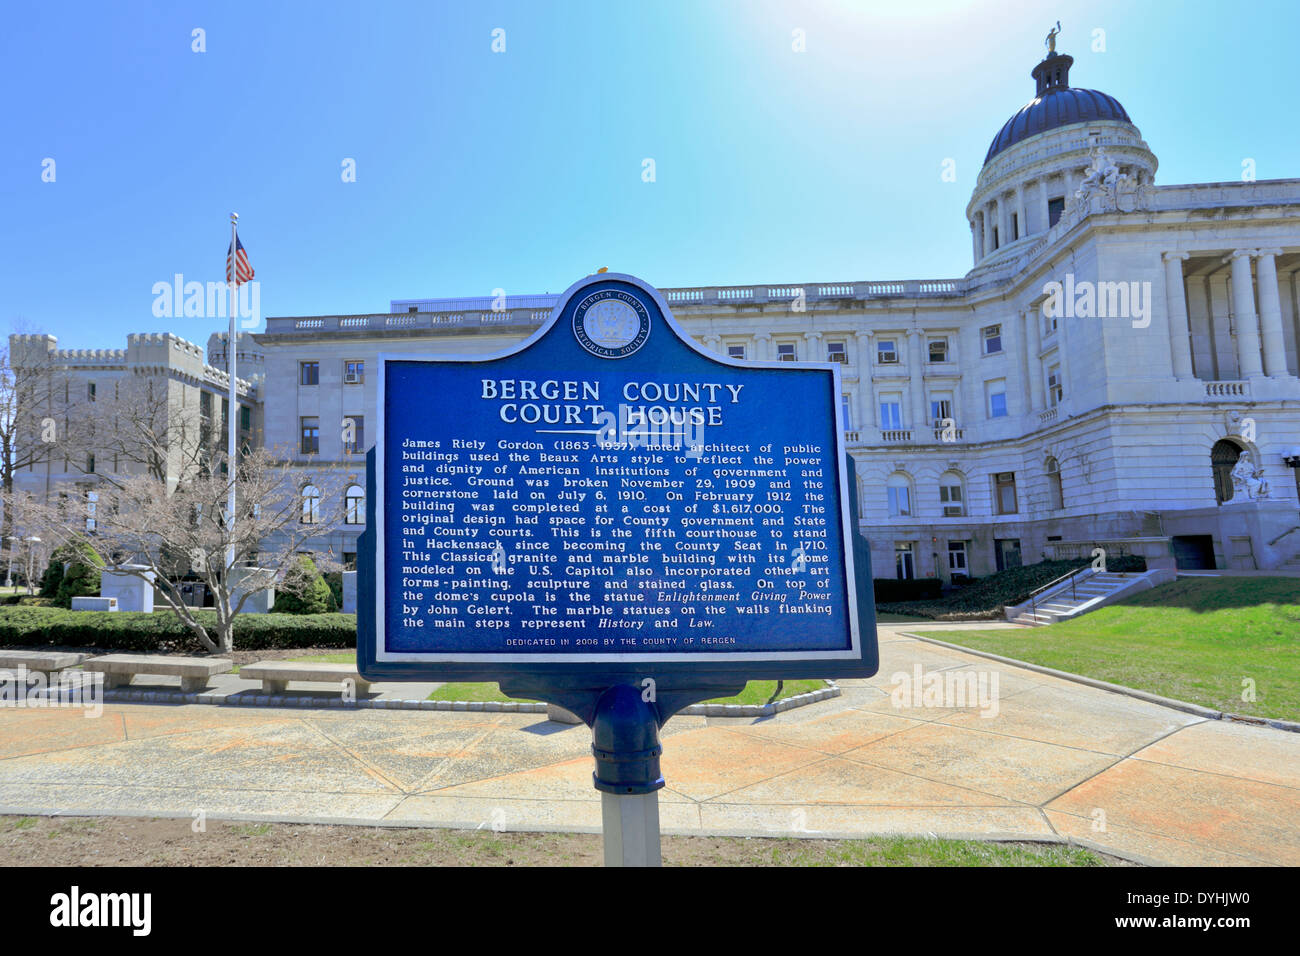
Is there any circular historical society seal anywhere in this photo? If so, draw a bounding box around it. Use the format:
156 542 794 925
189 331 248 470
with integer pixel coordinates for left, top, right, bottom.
573 289 651 359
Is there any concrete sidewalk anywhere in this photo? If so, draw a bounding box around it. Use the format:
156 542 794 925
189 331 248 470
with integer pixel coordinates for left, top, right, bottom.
0 625 1295 866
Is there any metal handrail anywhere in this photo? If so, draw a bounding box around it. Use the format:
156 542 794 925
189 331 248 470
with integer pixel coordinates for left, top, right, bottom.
1025 562 1093 621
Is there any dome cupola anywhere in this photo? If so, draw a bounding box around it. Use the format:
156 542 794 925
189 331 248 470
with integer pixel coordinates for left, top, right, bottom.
965 26 1157 271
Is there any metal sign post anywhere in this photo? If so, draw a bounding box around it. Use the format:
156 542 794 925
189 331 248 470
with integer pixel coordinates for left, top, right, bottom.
359 272 878 866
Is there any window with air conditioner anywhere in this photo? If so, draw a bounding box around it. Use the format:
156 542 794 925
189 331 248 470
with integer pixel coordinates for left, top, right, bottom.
727 345 745 360
345 360 364 384
928 338 948 363
930 397 953 426
777 343 797 362
827 342 847 364
877 339 898 364
939 480 964 517
1048 365 1063 405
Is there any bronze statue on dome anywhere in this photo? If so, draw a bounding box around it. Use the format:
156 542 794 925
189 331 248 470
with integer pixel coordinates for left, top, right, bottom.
1046 21 1061 54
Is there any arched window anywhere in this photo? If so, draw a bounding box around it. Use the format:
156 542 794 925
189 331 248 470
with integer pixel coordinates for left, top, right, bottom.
886 473 913 517
345 484 365 525
1045 457 1064 511
1211 440 1242 504
301 484 321 524
938 471 964 516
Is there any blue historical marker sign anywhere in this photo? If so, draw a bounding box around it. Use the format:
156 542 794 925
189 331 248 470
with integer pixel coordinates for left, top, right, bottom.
358 273 877 687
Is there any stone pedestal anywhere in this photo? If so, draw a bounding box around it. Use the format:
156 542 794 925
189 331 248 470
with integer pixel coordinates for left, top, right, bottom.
342 571 357 614
230 567 276 614
101 567 155 613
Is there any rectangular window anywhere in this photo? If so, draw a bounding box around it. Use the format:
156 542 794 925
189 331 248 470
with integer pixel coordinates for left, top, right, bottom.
300 416 320 455
895 543 915 580
987 380 1008 418
826 341 847 364
948 541 968 574
776 343 796 362
344 360 365 384
877 339 898 364
930 397 953 424
727 345 746 360
87 382 96 402
879 397 903 430
300 361 320 386
983 325 1003 354
994 472 1018 515
841 395 854 431
86 491 98 532
344 415 365 454
992 227 1000 250
887 486 911 517
240 405 252 431
87 454 95 474
939 483 963 516
1048 366 1063 405
928 338 948 363
1048 197 1065 227
1011 213 1019 241
200 391 212 419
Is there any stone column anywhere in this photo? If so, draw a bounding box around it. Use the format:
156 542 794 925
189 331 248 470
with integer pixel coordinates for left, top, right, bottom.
1022 308 1043 411
971 220 981 263
854 331 875 427
1228 249 1264 377
753 333 771 362
803 331 823 364
1063 167 1078 204
1162 252 1194 380
1040 178 1051 231
1255 248 1290 377
907 330 926 430
998 196 1010 248
982 203 994 255
1015 183 1027 241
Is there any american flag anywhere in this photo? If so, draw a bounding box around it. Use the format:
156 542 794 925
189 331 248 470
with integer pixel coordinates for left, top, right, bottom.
226 233 255 285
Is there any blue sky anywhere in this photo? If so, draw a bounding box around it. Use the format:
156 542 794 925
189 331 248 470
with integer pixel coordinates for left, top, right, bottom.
2 0 1295 350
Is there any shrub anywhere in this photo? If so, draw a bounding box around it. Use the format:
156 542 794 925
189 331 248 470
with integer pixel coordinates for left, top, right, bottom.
0 607 356 652
273 556 333 615
38 561 64 599
53 541 106 609
876 555 1147 620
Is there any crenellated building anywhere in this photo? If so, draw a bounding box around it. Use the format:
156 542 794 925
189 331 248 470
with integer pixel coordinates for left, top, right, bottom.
8 331 263 501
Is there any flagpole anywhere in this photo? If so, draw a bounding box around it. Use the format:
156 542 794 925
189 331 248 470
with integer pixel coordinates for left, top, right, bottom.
227 212 239 578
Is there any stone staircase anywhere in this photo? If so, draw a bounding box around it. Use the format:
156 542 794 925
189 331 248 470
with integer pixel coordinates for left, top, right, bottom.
1005 567 1175 626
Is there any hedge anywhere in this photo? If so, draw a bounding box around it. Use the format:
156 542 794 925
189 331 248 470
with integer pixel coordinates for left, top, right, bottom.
877 554 1148 620
0 607 357 653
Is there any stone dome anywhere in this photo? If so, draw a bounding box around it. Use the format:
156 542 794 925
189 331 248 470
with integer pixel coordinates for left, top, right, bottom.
984 52 1134 165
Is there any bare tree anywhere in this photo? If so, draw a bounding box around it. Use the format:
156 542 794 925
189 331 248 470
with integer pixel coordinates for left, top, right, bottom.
0 341 92 570
13 446 349 653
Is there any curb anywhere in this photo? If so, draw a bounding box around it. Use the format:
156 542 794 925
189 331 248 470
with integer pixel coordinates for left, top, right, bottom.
900 631 1300 734
82 680 842 717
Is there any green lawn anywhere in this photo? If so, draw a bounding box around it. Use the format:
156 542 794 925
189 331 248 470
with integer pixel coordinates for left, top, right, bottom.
289 652 356 664
923 577 1300 721
426 679 828 705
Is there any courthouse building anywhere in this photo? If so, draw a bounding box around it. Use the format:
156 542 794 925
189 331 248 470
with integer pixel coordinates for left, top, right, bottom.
19 42 1300 580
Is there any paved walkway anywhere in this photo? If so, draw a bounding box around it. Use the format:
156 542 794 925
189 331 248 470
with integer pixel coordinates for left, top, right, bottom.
0 624 1296 866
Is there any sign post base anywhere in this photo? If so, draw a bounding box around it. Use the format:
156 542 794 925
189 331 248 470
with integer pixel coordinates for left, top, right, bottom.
601 791 661 867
